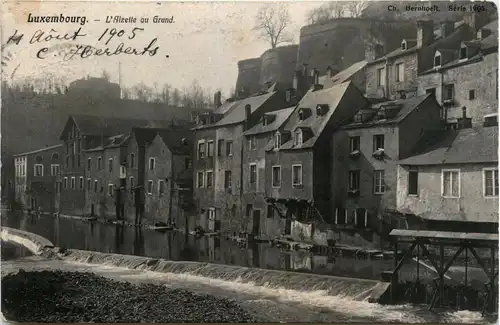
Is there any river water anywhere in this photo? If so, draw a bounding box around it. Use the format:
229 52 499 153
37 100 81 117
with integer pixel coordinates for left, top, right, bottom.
1 211 495 323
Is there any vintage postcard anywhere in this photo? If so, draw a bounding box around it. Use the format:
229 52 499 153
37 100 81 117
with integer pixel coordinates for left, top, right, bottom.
1 0 498 323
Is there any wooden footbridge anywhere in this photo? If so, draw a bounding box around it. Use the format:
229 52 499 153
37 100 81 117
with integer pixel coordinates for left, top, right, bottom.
388 229 498 315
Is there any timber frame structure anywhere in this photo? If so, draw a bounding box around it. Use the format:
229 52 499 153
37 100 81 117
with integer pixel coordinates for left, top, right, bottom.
389 229 498 315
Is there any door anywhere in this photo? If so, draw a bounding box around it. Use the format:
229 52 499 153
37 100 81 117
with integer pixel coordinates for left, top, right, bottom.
91 204 95 216
252 210 261 235
208 208 215 232
285 219 292 236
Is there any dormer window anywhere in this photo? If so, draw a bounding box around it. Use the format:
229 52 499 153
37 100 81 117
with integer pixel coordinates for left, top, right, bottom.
262 116 267 126
434 52 442 68
460 45 467 60
294 129 303 146
298 108 311 121
274 132 281 149
401 40 407 51
316 104 329 116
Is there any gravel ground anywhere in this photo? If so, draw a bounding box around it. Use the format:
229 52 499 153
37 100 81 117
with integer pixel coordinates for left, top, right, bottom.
2 270 258 323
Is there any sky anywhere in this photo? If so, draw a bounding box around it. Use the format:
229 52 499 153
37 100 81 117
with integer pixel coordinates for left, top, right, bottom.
1 1 323 97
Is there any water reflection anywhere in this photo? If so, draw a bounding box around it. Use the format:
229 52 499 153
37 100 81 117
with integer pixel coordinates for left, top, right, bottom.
1 212 415 280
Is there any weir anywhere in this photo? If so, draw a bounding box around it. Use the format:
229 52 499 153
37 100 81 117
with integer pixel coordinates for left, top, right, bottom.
62 249 389 302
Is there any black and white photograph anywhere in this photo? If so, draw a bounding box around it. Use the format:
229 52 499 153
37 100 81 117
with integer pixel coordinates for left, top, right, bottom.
1 0 499 323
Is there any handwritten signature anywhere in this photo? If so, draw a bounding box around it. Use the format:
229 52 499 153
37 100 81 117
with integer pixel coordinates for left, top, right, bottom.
3 26 169 60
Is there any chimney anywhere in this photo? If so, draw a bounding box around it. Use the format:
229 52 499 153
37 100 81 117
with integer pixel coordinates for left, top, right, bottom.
213 91 222 109
417 20 434 48
440 20 455 39
245 104 251 121
293 70 301 90
365 43 385 61
464 12 488 31
302 64 308 82
476 27 492 40
326 66 340 78
313 69 319 85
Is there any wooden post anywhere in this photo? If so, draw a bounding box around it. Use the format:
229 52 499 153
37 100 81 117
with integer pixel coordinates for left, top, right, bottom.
439 244 444 308
354 209 358 226
364 209 368 228
391 239 399 303
335 208 338 225
345 208 348 224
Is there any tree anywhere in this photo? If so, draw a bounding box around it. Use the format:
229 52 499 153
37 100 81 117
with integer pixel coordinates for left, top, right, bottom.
101 70 111 81
132 82 153 102
255 3 293 49
172 88 181 107
345 1 368 17
306 1 367 24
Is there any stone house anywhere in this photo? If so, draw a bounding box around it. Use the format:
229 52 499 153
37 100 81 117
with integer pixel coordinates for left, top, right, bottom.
332 94 442 236
397 123 498 233
58 114 169 217
242 107 295 239
417 20 498 127
13 144 62 212
143 129 193 228
193 86 291 234
84 134 129 220
364 13 489 102
265 81 369 241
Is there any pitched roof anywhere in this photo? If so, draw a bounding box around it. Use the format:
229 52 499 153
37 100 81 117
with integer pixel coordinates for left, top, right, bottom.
194 91 276 129
67 114 171 138
243 107 295 136
478 20 498 50
398 126 498 165
342 94 433 129
13 144 62 157
156 128 193 155
320 60 368 89
278 81 365 150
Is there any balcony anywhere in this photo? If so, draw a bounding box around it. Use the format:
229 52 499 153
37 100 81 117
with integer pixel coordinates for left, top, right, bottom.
372 148 385 160
347 189 360 197
349 150 361 159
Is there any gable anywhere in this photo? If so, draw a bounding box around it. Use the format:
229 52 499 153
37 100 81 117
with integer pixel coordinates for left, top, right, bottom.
59 116 78 140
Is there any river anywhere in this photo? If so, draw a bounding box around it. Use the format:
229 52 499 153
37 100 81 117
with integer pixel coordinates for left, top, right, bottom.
1 211 494 323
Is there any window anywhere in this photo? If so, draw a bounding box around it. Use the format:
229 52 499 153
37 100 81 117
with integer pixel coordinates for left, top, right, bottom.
272 166 281 188
292 164 303 186
206 170 213 188
246 204 253 217
94 180 98 192
108 158 113 172
267 205 274 218
460 46 467 60
377 67 386 86
408 169 419 195
395 63 404 82
97 157 102 170
469 90 475 100
443 84 454 101
158 180 165 196
34 164 44 177
71 177 76 190
226 141 233 156
224 170 232 189
217 139 224 156
373 170 385 194
484 168 499 197
130 153 135 168
248 137 256 150
349 136 360 152
129 177 134 189
348 170 360 191
207 141 214 157
64 177 68 189
442 169 460 198
108 184 114 196
274 132 281 149
87 178 91 191
249 164 257 184
149 157 155 170
147 180 153 195
79 177 84 190
198 141 206 159
294 129 303 146
87 158 92 171
185 158 192 169
373 134 385 151
434 53 441 67
51 164 60 176
197 171 204 188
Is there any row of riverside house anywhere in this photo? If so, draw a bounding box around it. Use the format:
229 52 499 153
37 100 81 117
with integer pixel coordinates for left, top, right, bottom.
191 13 498 249
13 12 498 249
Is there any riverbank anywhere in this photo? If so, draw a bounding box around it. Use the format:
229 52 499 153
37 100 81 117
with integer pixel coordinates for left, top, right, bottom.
2 270 257 323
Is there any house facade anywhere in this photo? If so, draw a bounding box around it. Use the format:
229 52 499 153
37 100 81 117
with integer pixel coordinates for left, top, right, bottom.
332 94 442 237
418 20 498 127
193 87 291 235
13 144 62 212
242 107 295 239
397 124 499 233
264 81 369 241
